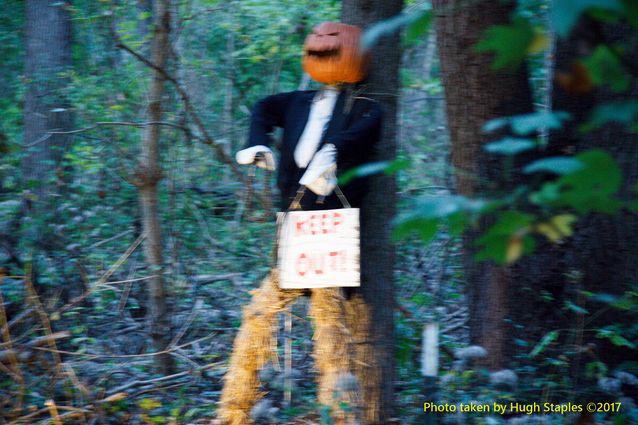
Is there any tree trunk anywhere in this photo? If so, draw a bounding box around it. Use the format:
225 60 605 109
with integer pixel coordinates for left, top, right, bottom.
22 0 73 247
433 0 535 369
138 0 173 374
340 1 403 423
513 16 638 378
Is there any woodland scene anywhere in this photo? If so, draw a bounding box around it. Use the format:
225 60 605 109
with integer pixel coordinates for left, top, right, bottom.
1 0 638 424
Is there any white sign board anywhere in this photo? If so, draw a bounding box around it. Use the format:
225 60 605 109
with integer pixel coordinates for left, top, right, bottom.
277 208 360 289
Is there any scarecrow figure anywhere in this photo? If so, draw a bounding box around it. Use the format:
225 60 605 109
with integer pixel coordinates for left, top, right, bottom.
218 22 382 425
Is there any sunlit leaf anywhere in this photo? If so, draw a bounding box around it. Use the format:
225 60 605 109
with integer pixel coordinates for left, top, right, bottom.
475 210 534 263
393 195 489 243
484 111 570 135
530 330 559 357
484 137 536 155
528 29 550 54
584 100 638 131
524 157 584 175
564 300 589 314
362 9 430 52
139 398 161 410
536 214 576 242
506 235 524 263
338 157 410 185
529 182 562 205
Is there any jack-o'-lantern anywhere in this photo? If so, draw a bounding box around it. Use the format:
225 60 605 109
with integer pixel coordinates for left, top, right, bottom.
302 22 368 84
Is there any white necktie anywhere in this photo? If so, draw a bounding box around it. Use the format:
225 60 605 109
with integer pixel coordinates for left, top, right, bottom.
294 87 339 168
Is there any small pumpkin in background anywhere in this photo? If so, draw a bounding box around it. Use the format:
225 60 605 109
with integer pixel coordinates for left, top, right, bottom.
302 22 368 84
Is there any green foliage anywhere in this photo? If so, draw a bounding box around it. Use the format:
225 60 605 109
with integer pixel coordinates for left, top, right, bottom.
475 17 536 69
531 150 624 214
394 195 490 243
583 44 632 93
529 330 559 358
475 210 536 263
483 111 570 135
552 0 623 37
585 100 638 131
338 157 410 185
361 8 432 51
523 156 584 175
484 137 536 156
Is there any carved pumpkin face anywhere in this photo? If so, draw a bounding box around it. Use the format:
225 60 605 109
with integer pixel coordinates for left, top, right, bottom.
302 22 368 84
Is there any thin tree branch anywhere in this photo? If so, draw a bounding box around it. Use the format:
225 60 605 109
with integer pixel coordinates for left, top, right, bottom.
112 32 272 210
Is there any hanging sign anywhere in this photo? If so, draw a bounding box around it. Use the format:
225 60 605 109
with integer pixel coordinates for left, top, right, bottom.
277 208 360 289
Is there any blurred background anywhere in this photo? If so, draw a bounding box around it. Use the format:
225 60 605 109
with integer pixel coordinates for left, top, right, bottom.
1 0 637 424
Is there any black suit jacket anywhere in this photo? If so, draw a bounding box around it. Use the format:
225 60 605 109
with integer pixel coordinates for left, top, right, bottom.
246 89 383 210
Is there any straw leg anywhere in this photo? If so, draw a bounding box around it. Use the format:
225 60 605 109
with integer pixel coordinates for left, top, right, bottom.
309 288 362 425
218 270 303 425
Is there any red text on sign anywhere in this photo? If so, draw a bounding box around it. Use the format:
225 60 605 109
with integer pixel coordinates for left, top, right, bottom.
295 250 348 276
294 212 342 236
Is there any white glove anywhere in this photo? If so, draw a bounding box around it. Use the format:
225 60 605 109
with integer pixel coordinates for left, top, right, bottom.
299 144 337 196
235 145 276 171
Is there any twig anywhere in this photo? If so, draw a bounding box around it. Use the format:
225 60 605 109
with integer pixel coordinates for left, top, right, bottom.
87 229 133 249
30 329 226 360
107 361 219 395
24 268 63 372
168 298 203 347
48 120 193 137
113 33 272 209
54 232 146 317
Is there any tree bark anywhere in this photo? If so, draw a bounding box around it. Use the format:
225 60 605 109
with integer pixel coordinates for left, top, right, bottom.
512 16 638 377
22 0 73 247
433 0 535 369
340 1 403 423
138 0 173 374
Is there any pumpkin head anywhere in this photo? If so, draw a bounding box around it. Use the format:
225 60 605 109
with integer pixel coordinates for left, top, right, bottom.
302 22 368 84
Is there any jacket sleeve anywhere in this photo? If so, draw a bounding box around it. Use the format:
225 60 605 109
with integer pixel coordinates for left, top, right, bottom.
328 100 383 160
246 91 295 148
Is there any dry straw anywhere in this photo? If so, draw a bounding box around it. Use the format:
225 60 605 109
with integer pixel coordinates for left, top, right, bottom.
218 270 362 425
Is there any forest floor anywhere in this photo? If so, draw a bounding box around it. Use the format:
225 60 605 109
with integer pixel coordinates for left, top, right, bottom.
0 196 469 424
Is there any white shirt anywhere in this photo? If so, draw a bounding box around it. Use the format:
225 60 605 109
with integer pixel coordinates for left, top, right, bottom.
294 86 339 168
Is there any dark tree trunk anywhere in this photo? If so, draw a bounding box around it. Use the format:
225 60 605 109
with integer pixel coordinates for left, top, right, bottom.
433 0 535 369
22 0 73 246
341 1 403 423
138 0 173 374
513 17 638 379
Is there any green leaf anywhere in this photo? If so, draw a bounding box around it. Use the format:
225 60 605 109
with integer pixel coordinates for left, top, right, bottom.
584 100 638 131
475 17 535 69
556 149 623 213
362 10 429 52
529 181 562 205
484 137 536 155
338 157 409 185
523 156 584 175
564 300 589 314
393 195 488 243
405 10 432 46
596 328 637 348
583 44 631 93
530 330 559 358
623 0 638 26
483 111 570 135
475 210 535 263
552 0 623 37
